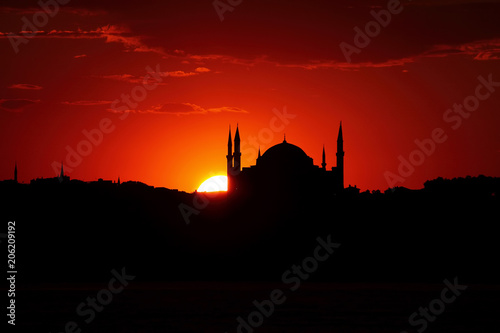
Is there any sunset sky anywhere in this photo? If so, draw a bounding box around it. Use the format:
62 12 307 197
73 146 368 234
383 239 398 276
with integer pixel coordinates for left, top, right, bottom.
1 0 499 192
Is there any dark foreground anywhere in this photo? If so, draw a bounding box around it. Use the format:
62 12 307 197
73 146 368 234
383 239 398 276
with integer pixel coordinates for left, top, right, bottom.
14 282 500 332
1 176 499 331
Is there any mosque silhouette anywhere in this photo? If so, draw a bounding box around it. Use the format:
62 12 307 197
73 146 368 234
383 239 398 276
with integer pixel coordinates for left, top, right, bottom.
225 123 344 195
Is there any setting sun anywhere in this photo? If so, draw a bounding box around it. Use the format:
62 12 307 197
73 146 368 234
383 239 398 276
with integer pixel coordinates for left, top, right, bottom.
197 175 228 192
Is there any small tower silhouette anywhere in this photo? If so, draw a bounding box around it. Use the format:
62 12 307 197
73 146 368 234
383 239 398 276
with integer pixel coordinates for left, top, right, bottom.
321 145 326 170
226 125 233 176
227 124 242 193
233 124 241 173
336 122 344 190
60 161 64 179
14 162 18 183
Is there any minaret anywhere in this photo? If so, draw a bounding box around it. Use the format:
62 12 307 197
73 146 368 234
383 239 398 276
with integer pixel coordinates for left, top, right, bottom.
60 161 64 179
336 122 344 190
321 145 326 170
233 124 241 173
226 126 233 175
14 162 18 183
258 146 261 159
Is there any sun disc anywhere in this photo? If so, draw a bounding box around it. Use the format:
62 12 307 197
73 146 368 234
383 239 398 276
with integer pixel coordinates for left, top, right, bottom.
197 175 228 192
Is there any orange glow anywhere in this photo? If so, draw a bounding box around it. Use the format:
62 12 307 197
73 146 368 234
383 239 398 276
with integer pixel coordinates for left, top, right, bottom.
197 175 227 192
0 2 499 192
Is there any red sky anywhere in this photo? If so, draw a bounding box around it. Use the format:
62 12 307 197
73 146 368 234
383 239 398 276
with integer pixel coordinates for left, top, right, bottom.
1 0 499 192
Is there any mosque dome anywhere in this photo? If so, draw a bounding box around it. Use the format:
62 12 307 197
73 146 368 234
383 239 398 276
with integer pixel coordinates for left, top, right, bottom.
258 138 313 171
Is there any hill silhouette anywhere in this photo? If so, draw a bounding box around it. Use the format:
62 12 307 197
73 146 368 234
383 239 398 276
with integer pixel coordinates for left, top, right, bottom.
1 175 498 284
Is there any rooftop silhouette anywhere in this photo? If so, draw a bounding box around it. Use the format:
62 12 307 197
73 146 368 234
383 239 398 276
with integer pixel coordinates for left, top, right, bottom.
1 126 499 284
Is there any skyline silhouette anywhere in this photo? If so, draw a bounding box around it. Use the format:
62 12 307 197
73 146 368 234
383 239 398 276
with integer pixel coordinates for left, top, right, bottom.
2 165 498 283
3 121 497 194
3 120 497 286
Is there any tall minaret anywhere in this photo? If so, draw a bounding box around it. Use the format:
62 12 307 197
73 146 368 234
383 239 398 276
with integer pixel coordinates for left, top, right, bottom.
321 145 326 170
226 126 233 175
336 122 344 190
233 124 241 173
14 162 17 183
60 161 64 179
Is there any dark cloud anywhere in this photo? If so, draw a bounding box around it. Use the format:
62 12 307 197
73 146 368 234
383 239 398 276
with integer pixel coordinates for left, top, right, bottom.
2 1 500 66
8 83 42 90
61 100 112 106
108 102 249 115
0 98 40 112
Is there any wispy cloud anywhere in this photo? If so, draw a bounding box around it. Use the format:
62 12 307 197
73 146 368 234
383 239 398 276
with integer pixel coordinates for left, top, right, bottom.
167 71 198 78
95 74 144 84
181 51 416 71
61 100 112 106
173 37 500 72
0 24 166 55
74 54 87 59
185 53 267 67
0 98 40 112
425 38 500 60
93 73 167 85
474 52 500 61
283 38 500 69
276 57 417 70
108 102 249 116
94 67 210 83
195 67 211 73
164 68 212 78
8 83 43 90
